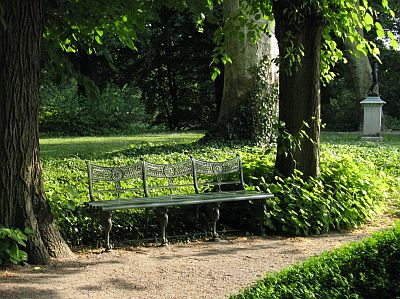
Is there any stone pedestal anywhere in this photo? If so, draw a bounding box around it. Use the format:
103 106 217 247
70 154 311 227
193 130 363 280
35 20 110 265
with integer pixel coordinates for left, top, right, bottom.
360 96 385 138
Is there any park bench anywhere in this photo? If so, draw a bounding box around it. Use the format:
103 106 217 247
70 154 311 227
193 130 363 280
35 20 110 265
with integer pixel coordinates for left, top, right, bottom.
85 155 274 251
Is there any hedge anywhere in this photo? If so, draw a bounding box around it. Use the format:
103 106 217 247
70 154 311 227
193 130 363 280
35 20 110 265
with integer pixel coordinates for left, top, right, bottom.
231 221 400 299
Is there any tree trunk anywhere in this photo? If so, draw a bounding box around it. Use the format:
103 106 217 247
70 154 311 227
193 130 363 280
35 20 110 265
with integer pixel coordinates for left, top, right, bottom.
218 0 278 124
273 3 322 178
343 28 373 130
0 0 72 264
214 64 224 119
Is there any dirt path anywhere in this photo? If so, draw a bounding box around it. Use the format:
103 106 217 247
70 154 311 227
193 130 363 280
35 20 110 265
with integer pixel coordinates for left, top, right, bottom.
0 215 397 299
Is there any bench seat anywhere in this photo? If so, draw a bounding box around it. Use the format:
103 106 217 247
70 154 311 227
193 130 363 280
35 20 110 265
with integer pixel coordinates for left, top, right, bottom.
86 190 273 211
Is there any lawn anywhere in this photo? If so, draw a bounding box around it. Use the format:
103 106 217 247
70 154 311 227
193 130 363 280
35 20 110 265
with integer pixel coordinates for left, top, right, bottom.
40 131 400 160
39 132 204 159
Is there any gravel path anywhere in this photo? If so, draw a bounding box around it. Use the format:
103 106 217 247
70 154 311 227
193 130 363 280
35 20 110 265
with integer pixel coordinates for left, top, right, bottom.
0 215 396 299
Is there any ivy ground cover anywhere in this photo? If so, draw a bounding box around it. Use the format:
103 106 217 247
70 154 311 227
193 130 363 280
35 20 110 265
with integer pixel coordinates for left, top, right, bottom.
40 131 400 246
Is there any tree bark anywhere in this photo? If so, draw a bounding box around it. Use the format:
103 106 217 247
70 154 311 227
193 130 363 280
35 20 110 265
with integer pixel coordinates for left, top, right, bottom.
218 0 278 124
0 0 72 264
273 2 322 178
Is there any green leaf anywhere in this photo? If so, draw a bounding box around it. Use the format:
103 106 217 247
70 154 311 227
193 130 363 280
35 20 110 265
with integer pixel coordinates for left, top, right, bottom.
96 29 103 37
95 35 102 44
375 22 384 38
66 199 76 211
387 31 399 49
211 66 221 81
364 13 373 26
356 43 368 56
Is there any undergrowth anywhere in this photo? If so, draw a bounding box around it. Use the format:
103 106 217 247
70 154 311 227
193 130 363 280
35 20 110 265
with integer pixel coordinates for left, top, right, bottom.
40 132 400 246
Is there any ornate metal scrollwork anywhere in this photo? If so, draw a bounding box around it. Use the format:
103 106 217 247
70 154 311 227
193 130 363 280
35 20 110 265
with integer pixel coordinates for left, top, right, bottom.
91 162 142 181
192 157 240 175
145 160 192 178
111 168 124 181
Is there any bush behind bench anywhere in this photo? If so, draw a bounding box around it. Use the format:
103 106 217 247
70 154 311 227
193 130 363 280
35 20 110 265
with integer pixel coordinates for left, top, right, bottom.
231 221 400 299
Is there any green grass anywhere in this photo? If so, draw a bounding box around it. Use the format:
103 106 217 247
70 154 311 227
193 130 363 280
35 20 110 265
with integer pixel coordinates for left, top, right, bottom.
40 131 400 160
39 132 204 159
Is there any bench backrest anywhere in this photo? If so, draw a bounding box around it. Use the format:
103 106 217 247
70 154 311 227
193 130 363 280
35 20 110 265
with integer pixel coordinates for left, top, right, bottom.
143 159 194 196
86 161 144 201
191 156 245 193
86 155 245 201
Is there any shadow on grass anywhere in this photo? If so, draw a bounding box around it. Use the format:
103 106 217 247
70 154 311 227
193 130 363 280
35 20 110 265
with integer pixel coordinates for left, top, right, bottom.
40 132 204 159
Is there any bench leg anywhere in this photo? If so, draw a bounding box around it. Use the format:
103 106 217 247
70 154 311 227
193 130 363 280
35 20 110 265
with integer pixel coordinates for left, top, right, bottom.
144 208 150 236
156 207 168 245
209 203 220 241
101 211 113 251
254 200 267 236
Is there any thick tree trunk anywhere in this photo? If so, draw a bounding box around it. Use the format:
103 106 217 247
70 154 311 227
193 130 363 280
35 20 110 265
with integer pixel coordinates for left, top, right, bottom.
273 3 322 178
344 40 372 102
218 0 278 124
214 64 224 119
0 0 72 264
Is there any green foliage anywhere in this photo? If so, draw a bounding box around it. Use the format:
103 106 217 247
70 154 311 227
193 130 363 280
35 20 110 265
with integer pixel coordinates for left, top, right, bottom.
39 132 399 245
249 57 279 146
230 0 398 83
275 120 314 167
39 81 149 135
322 0 400 132
322 49 400 132
385 115 400 131
231 221 400 299
0 227 31 265
128 7 218 130
44 1 154 58
380 49 400 125
257 150 388 235
322 68 360 131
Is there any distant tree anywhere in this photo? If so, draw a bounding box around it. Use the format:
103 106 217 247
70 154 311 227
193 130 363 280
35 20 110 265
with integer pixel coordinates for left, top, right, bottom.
344 26 373 130
207 0 279 142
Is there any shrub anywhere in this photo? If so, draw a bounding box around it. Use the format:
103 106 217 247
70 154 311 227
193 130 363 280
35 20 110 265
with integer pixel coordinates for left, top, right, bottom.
384 115 400 131
0 227 31 265
256 152 388 235
39 81 149 136
231 221 400 299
